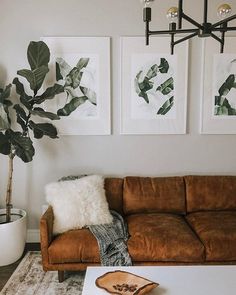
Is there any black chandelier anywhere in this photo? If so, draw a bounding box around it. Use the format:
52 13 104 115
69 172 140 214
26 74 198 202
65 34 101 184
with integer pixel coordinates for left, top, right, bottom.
142 0 236 54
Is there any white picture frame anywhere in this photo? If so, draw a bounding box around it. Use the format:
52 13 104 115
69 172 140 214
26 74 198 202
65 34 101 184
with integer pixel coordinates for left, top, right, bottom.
42 37 111 135
201 37 236 134
120 37 189 134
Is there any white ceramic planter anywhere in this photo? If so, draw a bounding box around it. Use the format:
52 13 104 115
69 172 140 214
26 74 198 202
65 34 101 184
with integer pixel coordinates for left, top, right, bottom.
0 208 27 266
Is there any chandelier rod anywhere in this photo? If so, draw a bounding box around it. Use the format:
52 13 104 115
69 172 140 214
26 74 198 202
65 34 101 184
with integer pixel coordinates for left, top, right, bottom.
204 0 208 24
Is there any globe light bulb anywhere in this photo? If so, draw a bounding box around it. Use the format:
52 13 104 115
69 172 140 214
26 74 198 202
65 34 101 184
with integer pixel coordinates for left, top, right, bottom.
166 7 179 23
217 4 232 19
140 0 155 7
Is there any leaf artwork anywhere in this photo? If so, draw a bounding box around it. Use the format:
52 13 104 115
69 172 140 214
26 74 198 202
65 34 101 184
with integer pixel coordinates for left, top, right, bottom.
157 96 174 115
156 77 174 95
214 72 236 116
134 57 174 115
56 57 97 116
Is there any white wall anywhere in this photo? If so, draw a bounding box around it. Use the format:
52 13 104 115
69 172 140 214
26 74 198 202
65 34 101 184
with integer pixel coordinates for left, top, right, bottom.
1 0 236 231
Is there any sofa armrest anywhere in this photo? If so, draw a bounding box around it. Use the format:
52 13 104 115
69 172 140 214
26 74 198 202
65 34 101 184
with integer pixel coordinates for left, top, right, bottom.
40 206 54 269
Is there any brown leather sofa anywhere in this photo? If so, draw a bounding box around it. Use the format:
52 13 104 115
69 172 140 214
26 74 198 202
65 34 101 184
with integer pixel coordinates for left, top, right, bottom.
40 175 236 282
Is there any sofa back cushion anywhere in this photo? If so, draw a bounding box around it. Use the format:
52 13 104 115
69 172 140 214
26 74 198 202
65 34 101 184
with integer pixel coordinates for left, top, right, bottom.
185 175 236 212
123 176 186 215
104 178 124 215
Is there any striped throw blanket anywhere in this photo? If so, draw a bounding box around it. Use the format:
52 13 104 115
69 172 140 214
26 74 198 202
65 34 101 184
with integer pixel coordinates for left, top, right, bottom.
88 210 132 266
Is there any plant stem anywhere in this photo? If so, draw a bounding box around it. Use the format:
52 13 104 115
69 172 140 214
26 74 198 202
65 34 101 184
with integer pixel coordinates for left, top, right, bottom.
5 153 14 223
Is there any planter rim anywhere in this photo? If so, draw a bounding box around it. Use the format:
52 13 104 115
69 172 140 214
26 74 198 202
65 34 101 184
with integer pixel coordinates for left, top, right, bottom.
0 208 27 226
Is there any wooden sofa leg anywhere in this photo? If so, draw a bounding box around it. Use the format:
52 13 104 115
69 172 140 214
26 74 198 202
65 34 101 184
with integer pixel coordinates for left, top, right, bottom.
58 271 65 283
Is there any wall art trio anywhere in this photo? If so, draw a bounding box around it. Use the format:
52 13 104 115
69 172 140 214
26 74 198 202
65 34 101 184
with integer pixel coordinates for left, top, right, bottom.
42 36 236 135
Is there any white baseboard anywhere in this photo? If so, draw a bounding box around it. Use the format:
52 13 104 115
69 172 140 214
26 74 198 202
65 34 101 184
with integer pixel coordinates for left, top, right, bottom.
27 229 40 243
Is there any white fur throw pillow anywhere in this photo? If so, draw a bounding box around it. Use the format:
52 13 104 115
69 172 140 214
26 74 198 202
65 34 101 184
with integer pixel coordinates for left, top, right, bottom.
45 175 113 234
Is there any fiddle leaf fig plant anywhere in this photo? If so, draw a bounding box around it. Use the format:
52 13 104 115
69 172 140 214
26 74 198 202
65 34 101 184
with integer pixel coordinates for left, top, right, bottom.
0 41 64 223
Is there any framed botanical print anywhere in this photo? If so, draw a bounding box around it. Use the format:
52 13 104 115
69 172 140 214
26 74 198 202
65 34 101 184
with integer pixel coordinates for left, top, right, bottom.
42 37 111 135
201 37 236 134
120 36 189 134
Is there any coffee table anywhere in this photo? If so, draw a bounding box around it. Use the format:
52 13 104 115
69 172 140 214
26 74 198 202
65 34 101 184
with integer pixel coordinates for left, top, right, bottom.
82 265 236 294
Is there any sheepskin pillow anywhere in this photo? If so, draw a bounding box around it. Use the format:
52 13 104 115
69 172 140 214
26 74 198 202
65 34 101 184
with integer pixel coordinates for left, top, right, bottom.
45 175 113 235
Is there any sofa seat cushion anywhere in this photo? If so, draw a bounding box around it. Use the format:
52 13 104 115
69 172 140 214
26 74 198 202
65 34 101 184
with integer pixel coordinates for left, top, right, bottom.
127 213 204 262
48 229 100 264
186 211 236 262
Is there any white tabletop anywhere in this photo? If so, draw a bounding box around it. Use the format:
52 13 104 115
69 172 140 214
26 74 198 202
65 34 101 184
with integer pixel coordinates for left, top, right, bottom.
82 265 236 295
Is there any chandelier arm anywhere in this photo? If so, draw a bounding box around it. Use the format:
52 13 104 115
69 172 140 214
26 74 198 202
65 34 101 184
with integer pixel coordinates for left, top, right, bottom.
220 31 225 53
213 26 236 31
212 13 236 29
171 33 175 55
210 33 224 45
149 29 198 35
172 32 198 46
181 12 204 30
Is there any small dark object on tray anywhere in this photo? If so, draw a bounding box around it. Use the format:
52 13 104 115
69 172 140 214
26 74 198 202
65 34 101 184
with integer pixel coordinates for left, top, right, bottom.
95 270 159 294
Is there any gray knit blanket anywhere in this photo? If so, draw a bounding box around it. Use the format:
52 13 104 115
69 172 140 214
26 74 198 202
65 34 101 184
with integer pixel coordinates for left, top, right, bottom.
88 210 132 266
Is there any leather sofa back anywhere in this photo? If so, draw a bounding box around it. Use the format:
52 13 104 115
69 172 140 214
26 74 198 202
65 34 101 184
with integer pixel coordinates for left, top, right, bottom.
185 175 236 212
105 175 236 216
123 176 186 215
104 178 124 215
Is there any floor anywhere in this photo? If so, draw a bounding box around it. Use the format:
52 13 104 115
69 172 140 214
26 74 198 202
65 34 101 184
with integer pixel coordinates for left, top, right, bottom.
0 243 40 291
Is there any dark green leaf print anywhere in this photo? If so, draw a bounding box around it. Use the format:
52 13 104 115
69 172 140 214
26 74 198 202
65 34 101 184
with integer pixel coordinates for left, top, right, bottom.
215 72 236 116
158 58 169 73
57 96 88 116
157 96 174 115
156 77 174 95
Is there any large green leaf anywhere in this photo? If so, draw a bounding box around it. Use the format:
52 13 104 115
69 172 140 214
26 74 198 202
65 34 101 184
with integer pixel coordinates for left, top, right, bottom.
17 65 49 92
80 87 97 105
0 84 11 103
13 104 27 120
0 104 10 130
157 96 174 115
156 77 174 95
13 104 28 132
13 78 32 108
14 137 35 162
30 107 60 120
76 58 89 72
27 41 50 71
5 130 35 162
0 132 11 155
56 62 63 81
0 84 12 130
29 121 58 139
158 58 169 73
35 84 64 104
57 96 87 116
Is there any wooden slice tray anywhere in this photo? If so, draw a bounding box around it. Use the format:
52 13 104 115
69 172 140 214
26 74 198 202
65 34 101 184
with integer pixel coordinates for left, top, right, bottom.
95 270 159 295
